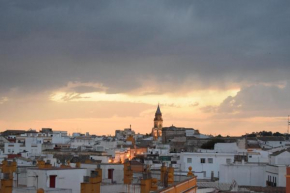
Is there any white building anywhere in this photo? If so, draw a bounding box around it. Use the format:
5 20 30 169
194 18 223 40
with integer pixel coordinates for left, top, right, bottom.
180 152 235 179
72 133 81 137
5 142 42 156
16 136 52 144
247 150 270 163
5 136 55 156
220 163 266 187
70 137 95 149
265 164 287 187
97 140 117 151
51 131 70 144
270 149 290 165
147 144 170 155
213 143 240 153
220 149 290 187
70 163 124 184
199 143 247 154
264 149 290 187
26 167 87 193
257 137 290 149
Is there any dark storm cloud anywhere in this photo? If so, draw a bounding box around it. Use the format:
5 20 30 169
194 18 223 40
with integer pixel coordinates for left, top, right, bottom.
221 84 290 111
201 83 290 117
0 0 290 94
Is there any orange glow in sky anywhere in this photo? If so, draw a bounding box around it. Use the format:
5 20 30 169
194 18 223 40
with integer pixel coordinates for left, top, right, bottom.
0 85 288 136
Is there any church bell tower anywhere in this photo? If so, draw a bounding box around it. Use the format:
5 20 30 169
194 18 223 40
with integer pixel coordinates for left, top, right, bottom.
152 104 163 140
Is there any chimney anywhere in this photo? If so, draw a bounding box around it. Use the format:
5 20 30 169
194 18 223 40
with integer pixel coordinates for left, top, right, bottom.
95 164 102 182
167 164 174 185
123 161 133 184
76 162 81 168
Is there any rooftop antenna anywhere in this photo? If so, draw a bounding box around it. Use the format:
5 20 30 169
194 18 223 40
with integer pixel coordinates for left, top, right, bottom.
287 115 290 135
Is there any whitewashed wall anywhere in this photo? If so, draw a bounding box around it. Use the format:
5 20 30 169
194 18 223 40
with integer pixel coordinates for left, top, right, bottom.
180 152 235 179
26 168 86 193
219 163 266 187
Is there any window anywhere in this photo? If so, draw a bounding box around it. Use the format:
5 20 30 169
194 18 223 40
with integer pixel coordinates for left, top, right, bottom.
187 158 192 163
200 158 205 163
226 159 231 164
208 158 213 164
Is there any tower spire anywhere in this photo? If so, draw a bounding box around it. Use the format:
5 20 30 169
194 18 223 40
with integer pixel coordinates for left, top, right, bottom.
156 103 161 114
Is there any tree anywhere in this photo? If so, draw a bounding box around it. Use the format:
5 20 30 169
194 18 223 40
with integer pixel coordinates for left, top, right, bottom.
259 131 272 136
247 133 256 137
273 132 283 136
201 139 226 149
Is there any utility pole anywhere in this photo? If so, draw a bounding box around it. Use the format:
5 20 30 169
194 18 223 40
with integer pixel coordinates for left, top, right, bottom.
288 115 289 135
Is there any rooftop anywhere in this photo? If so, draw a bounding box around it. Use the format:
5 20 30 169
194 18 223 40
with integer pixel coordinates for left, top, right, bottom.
29 167 85 171
257 136 285 141
271 148 290 156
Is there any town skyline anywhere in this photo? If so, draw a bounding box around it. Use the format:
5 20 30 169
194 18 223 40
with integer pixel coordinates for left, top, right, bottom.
1 103 289 137
1 1 290 192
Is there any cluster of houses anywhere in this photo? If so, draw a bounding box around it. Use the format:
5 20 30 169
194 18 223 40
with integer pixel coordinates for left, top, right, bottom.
0 128 199 193
0 126 290 192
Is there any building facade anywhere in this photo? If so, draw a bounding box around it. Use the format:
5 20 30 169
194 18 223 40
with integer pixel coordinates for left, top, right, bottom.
180 152 235 179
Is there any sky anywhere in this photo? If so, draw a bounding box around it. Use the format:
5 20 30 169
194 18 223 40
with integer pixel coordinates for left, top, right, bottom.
0 1 290 136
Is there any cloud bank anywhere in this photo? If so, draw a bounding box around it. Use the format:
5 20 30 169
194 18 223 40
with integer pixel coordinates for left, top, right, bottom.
0 1 289 134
